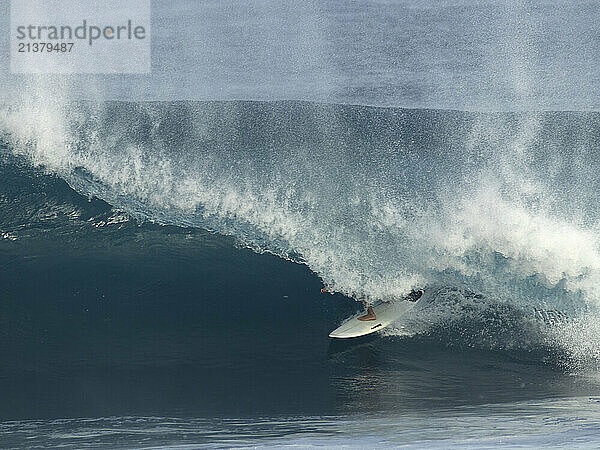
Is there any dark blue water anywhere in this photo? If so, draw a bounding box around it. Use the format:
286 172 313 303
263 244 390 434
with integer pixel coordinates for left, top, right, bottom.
2 101 600 447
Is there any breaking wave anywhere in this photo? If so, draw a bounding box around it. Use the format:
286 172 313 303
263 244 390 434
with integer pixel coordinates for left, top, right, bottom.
2 83 600 360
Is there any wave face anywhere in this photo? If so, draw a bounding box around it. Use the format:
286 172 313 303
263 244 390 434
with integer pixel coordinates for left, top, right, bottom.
2 91 600 362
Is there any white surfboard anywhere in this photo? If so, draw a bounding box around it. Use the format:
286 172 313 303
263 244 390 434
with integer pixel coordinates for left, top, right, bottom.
329 299 419 339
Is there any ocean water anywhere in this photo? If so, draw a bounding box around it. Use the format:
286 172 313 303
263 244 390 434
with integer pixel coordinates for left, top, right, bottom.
3 1 600 448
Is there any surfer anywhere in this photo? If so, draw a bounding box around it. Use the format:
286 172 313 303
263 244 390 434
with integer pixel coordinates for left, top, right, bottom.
357 302 377 321
320 287 423 321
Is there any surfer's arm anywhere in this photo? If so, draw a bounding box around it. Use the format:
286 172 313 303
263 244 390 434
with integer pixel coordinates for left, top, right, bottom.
320 287 329 293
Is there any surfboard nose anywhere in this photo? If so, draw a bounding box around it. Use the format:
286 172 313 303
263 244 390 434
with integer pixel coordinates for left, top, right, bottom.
329 326 357 338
